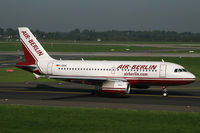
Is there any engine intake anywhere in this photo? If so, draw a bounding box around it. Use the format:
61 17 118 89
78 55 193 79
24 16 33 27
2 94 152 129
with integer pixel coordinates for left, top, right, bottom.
102 81 130 95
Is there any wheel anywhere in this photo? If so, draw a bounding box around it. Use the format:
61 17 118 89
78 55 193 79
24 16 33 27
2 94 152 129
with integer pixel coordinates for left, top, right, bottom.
94 85 102 95
163 92 168 97
162 85 168 97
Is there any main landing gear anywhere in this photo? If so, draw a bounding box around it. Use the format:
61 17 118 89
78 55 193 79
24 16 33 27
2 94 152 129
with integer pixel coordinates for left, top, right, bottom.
162 85 168 97
94 85 101 96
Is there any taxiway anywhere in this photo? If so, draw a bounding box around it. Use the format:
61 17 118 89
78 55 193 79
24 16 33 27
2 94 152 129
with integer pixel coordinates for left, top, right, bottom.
0 82 200 112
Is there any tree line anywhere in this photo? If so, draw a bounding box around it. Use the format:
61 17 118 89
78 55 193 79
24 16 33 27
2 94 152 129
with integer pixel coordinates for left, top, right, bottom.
0 27 200 42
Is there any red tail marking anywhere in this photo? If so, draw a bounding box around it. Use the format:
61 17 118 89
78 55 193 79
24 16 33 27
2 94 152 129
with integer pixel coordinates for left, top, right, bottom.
16 39 36 66
22 43 35 64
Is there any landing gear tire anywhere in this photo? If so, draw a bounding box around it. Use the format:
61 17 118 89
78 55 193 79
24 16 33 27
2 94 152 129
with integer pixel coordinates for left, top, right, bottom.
94 85 101 96
163 92 168 97
162 86 168 97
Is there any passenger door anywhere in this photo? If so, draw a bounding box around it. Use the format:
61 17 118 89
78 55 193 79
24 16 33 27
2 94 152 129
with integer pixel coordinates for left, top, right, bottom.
159 64 167 78
47 62 53 74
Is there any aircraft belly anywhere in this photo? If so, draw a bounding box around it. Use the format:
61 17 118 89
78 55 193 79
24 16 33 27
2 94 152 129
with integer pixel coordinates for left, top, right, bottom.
127 78 195 86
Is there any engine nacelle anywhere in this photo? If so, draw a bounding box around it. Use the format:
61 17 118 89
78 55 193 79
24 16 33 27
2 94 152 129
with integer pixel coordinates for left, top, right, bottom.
102 81 130 95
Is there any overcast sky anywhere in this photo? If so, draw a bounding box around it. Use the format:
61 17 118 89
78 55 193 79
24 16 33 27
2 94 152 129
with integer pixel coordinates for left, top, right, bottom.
0 0 200 32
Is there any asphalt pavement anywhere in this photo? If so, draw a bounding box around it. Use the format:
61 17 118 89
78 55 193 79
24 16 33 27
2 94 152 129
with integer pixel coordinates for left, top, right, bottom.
0 82 200 112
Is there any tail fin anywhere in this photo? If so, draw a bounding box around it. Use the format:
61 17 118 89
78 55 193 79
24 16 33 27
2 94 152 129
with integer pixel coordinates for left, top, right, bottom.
17 27 52 66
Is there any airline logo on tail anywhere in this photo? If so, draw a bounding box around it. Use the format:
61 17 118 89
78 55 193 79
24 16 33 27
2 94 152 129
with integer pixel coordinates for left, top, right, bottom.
21 30 43 56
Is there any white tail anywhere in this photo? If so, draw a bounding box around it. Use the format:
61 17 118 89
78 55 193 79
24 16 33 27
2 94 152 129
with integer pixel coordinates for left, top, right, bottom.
18 27 52 64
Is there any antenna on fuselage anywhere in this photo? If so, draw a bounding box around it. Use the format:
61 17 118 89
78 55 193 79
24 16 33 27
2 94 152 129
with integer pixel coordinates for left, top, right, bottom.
162 59 165 62
81 58 84 61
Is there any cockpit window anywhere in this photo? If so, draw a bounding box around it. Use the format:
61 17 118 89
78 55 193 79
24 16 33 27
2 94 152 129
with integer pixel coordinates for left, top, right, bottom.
174 68 187 72
182 69 187 72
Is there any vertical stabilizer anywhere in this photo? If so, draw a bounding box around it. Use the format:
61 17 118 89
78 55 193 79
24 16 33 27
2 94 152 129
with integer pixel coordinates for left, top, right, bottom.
18 27 52 65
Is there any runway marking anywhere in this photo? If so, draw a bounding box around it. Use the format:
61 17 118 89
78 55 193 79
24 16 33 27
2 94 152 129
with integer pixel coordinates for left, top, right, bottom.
129 93 200 99
0 56 23 63
0 90 90 95
0 89 200 99
168 95 200 99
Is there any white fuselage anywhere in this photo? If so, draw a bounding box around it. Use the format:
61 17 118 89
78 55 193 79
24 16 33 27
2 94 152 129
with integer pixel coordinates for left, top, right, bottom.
38 60 195 86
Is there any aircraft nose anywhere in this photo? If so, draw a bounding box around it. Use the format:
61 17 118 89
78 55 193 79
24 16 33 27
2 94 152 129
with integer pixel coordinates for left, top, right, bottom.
189 72 196 82
190 72 196 78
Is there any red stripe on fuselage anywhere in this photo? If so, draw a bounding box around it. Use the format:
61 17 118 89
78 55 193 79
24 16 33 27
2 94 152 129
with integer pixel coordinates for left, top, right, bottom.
50 75 195 86
127 79 195 85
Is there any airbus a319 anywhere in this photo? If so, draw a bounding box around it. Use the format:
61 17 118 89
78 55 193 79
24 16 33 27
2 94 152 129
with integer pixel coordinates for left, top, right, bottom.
16 27 196 97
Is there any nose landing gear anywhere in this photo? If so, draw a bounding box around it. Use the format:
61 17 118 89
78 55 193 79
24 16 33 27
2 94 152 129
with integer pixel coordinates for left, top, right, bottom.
162 86 168 97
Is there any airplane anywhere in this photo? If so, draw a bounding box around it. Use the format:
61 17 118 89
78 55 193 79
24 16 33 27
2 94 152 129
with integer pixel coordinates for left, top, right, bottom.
16 27 196 97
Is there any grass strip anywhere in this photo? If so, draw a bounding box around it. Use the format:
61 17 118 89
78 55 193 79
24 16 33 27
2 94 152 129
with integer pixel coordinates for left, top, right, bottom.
0 104 200 133
0 41 173 52
0 67 55 82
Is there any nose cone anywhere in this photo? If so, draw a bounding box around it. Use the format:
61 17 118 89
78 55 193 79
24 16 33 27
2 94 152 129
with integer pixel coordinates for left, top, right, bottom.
187 72 196 83
191 73 196 79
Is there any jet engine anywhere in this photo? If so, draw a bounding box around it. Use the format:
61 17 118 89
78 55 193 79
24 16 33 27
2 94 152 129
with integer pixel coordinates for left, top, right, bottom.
102 81 130 95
